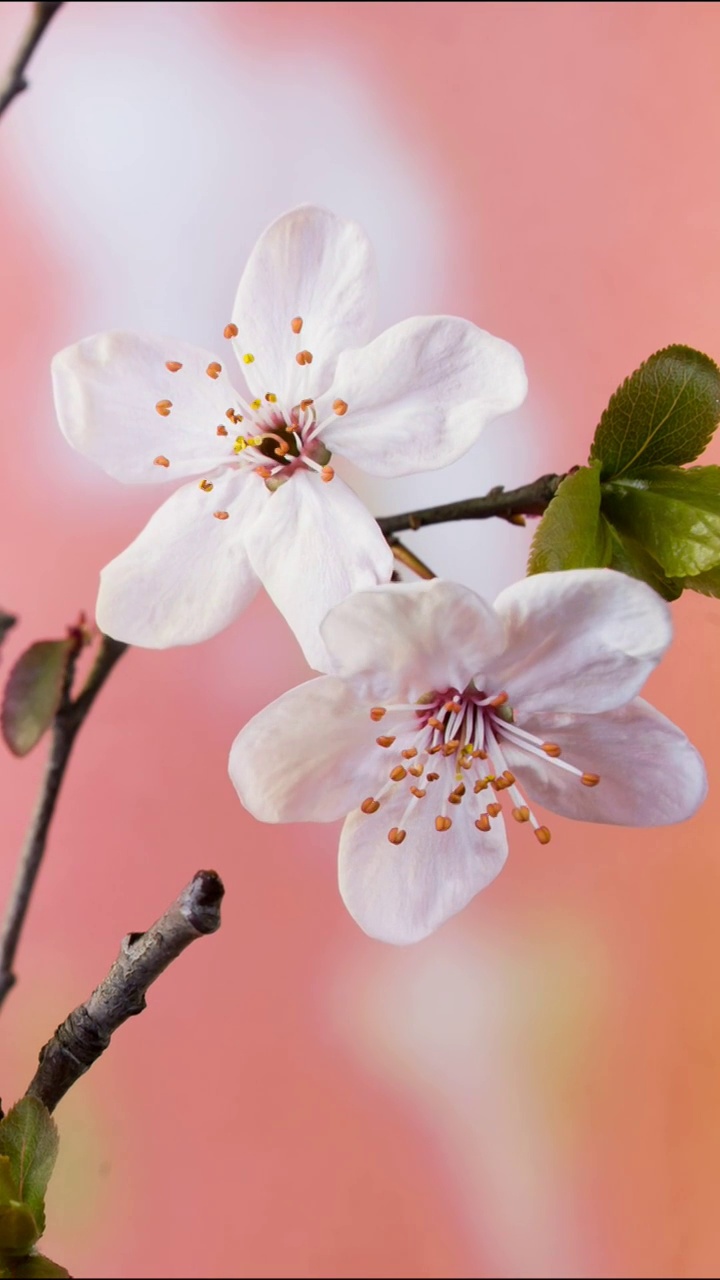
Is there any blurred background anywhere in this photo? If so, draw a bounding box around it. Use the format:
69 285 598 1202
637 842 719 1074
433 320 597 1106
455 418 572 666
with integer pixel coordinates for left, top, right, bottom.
1 2 720 1275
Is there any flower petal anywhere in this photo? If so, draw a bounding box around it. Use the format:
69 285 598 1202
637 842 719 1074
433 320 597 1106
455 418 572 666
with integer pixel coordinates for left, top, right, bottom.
231 206 376 408
491 569 673 714
97 469 265 646
320 579 506 703
318 315 527 476
229 676 408 823
339 779 508 944
502 698 707 826
246 469 394 671
52 333 241 484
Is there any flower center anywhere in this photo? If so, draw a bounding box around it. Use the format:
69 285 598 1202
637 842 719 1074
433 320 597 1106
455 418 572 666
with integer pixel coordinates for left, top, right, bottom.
361 687 600 847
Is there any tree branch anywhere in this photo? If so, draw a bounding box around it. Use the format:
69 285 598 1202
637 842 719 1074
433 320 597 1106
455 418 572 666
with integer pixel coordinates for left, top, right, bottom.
0 634 128 1009
376 472 567 538
388 537 436 580
0 2 64 120
26 870 224 1113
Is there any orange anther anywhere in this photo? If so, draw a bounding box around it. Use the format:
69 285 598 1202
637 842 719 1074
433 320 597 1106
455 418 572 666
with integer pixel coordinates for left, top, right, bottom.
388 827 406 846
295 349 313 365
512 806 530 823
581 773 600 787
155 399 172 416
542 743 562 757
490 691 509 707
291 316 303 334
435 816 452 832
153 455 170 467
472 749 488 760
476 815 491 832
255 466 273 479
165 361 182 373
444 701 462 713
401 747 418 759
442 740 460 756
473 779 488 794
376 735 395 748
426 772 440 782
213 511 229 520
390 766 407 782
206 362 222 379
410 787 426 799
452 782 466 798
428 716 443 729
333 399 348 416
300 398 314 410
502 770 516 786
361 797 380 814
487 802 502 818
534 826 552 845
216 425 228 436
370 707 386 722
448 793 463 805
408 764 424 778
321 466 335 483
223 323 238 339
199 479 214 492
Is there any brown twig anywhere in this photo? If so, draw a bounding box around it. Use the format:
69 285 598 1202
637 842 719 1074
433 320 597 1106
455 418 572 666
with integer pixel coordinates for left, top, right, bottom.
0 634 128 1009
0 2 65 120
376 472 567 538
389 537 436 580
26 870 224 1112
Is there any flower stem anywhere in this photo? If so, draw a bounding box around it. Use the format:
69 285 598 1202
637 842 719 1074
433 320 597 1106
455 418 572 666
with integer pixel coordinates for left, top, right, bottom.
26 869 224 1112
0 634 128 1010
0 2 65 120
376 471 568 538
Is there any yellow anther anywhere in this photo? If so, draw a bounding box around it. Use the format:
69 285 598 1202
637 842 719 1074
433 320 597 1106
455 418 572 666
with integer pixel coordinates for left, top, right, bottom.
265 392 277 403
250 399 262 411
199 479 214 492
242 353 255 364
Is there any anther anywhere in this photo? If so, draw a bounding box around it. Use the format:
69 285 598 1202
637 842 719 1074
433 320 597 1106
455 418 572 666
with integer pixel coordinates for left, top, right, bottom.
476 815 491 832
534 826 552 845
408 765 424 778
265 392 277 403
251 399 262 411
333 399 348 416
300 398 314 410
410 787 426 799
428 717 443 730
390 766 407 782
442 740 460 756
370 707 386 722
291 316 303 334
388 828 406 846
448 793 463 806
321 466 334 483
376 735 395 748
206 362 222 379
444 701 462 713
216 425 228 436
542 743 562 757
361 797 380 814
502 770 516 786
296 349 313 365
153 455 170 467
487 802 502 818
472 749 488 760
581 773 600 787
213 511 229 520
435 816 452 832
473 779 488 793
242 353 255 364
224 323 239 339
155 399 172 416
426 772 440 782
512 806 530 823
490 691 509 707
452 783 466 798
199 479 214 492
165 361 182 372
256 466 272 479
401 747 418 759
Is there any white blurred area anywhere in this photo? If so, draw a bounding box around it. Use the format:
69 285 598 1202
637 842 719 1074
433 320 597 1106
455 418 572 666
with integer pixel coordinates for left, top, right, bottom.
2 0 542 603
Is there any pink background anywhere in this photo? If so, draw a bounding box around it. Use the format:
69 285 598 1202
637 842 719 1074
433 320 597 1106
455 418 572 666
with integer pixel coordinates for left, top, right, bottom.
1 2 720 1276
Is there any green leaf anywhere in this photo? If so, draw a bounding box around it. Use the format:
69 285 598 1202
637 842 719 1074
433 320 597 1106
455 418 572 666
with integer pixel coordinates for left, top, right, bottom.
0 1161 19 1208
0 1101 59 1239
673 563 720 597
602 464 720 577
590 345 720 478
600 517 683 601
528 463 611 574
0 1205 39 1258
3 1253 70 1278
1 641 73 758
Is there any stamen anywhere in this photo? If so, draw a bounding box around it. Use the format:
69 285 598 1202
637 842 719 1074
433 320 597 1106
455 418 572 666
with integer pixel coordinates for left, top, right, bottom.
581 773 600 787
361 798 380 814
155 399 172 416
370 707 386 722
487 802 502 818
427 772 440 782
408 764 424 778
296 349 313 365
250 399 262 411
216 425 228 436
388 828 406 846
512 806 530 823
199 479 214 492
476 815 491 832
224 323 239 339
321 466 334 483
265 393 277 403
291 316 303 334
206 362 222 379
535 826 552 845
542 743 562 757
165 361 182 372
213 511 229 520
300 398 314 410
242 353 255 364
153 455 170 468
401 747 418 759
255 466 273 479
376 735 395 748
435 816 452 832
390 766 407 782
333 399 348 415
411 787 427 799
